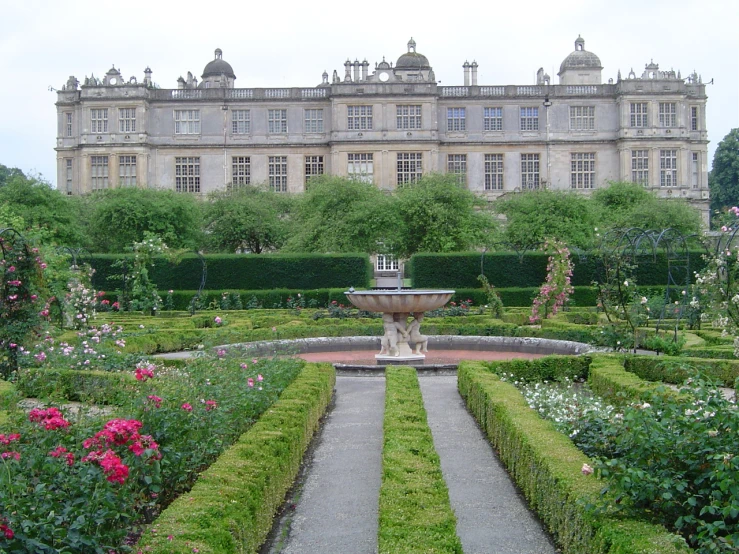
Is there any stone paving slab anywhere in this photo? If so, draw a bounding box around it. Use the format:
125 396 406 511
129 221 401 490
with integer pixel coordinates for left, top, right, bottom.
270 376 384 554
419 375 558 554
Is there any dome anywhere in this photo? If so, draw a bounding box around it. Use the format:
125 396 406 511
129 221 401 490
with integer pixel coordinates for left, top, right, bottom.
202 48 236 79
396 37 431 70
558 36 602 75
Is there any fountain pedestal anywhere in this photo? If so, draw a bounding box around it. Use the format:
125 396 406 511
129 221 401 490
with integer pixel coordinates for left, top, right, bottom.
344 290 454 363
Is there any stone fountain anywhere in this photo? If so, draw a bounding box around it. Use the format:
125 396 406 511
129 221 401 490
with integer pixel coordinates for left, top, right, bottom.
344 289 454 363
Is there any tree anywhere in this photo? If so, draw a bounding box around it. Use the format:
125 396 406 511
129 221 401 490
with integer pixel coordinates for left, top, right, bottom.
393 174 496 257
87 188 202 252
709 128 739 213
0 163 26 187
0 172 86 246
284 176 397 254
593 181 702 236
495 189 598 250
203 185 293 253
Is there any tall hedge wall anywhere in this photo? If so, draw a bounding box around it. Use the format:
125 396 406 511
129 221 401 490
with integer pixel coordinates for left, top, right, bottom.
409 251 707 289
90 253 372 291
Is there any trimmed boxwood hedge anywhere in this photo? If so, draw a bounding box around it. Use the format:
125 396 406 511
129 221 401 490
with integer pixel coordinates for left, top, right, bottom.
458 361 691 553
379 366 462 554
409 252 706 289
90 253 372 291
137 362 335 554
15 367 134 405
623 355 739 388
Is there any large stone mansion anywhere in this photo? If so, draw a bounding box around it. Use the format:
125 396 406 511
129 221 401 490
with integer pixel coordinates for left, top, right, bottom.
55 37 709 219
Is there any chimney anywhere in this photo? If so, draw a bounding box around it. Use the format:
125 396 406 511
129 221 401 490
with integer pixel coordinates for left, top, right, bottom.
471 61 478 86
344 59 352 82
361 59 369 81
463 61 471 86
353 59 360 82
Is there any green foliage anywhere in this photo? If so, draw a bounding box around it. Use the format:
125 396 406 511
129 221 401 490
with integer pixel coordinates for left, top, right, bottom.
458 362 690 553
92 253 372 292
204 185 293 253
87 188 202 252
592 182 702 236
0 163 26 187
623 356 739 388
584 376 739 552
495 189 598 250
379 366 462 554
137 362 335 554
477 274 504 317
393 173 497 257
0 172 86 246
478 355 591 383
285 175 397 254
709 128 739 213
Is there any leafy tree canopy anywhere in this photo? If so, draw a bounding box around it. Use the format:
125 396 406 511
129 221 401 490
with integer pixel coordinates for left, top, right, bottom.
495 189 598 250
709 128 739 213
284 176 397 254
0 163 26 187
393 173 497 257
203 185 293 253
87 188 202 252
0 169 86 246
593 181 702 237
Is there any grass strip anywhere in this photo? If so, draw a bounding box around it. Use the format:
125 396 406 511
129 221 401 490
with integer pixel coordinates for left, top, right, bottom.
458 360 690 554
378 366 462 554
136 362 335 554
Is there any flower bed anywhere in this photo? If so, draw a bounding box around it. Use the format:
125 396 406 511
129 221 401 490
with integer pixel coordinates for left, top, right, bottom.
0 353 305 552
379 366 462 554
136 362 335 553
458 360 690 553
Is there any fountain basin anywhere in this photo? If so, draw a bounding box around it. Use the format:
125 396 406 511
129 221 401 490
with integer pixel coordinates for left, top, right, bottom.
344 290 454 313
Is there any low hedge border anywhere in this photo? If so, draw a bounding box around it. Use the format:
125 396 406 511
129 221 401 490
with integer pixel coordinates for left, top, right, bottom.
587 356 671 405
137 362 335 554
623 355 739 388
379 366 462 554
14 367 135 405
457 361 690 554
477 355 592 383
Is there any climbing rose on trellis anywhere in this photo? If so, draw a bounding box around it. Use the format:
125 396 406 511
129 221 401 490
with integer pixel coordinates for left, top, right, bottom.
530 238 574 323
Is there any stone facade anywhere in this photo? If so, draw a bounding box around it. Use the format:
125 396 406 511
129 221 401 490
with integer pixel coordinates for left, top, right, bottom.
55 37 710 221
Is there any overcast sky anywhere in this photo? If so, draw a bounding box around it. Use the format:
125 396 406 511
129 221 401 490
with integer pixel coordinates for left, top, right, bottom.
1 0 737 187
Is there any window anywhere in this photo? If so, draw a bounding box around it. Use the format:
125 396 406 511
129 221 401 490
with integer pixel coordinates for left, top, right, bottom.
692 152 700 188
305 155 324 185
348 153 373 183
569 106 595 131
631 150 649 185
397 152 423 185
232 110 251 134
691 106 699 131
520 107 539 131
630 102 648 127
659 150 678 187
570 152 596 189
269 156 288 192
175 157 200 192
231 156 251 186
520 154 540 189
447 108 466 131
484 154 504 190
90 109 108 133
483 107 502 131
447 154 467 185
65 113 73 137
65 159 73 194
90 156 109 190
659 102 677 127
268 109 288 133
397 105 422 130
118 108 136 133
304 109 324 133
118 155 136 187
376 254 399 271
174 110 200 134
348 105 373 130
